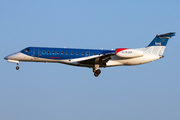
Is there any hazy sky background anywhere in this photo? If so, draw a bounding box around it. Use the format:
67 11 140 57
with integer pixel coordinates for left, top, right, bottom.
1 0 180 120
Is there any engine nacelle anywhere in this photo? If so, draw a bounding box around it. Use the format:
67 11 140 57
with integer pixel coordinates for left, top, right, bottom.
116 48 144 58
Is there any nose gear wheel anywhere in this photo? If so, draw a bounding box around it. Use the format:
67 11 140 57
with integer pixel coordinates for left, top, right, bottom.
16 63 19 70
16 66 19 70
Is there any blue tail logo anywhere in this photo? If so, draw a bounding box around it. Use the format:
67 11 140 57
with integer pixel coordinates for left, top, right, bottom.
148 32 175 47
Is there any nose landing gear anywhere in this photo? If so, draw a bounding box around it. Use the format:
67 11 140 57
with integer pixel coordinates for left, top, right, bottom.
16 63 19 70
16 66 19 70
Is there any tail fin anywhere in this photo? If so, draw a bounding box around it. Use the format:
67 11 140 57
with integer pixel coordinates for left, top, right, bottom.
144 32 175 55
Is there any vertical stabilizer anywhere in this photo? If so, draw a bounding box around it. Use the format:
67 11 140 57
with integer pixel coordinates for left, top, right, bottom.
144 32 175 55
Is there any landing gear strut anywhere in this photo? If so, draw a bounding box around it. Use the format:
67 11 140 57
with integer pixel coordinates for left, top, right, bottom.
16 63 19 70
93 64 101 77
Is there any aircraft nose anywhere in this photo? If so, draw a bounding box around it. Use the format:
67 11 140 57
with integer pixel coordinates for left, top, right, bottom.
4 56 8 60
4 55 11 60
4 52 21 60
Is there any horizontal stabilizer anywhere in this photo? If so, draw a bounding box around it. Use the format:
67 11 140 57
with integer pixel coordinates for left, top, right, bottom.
157 32 175 38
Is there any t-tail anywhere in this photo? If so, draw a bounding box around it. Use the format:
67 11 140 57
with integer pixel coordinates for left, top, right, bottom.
141 32 175 56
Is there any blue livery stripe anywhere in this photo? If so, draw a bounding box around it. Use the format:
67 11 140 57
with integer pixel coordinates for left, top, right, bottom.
20 47 115 60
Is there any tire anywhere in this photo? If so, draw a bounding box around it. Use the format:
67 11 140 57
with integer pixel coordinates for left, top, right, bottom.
94 73 99 77
16 66 19 70
96 69 101 74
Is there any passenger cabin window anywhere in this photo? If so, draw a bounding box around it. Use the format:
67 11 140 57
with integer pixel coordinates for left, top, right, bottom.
66 52 68 55
52 51 55 54
57 51 59 54
93 53 95 55
71 52 73 55
82 52 84 55
61 51 64 54
47 51 50 54
86 52 89 55
43 51 45 54
76 52 79 55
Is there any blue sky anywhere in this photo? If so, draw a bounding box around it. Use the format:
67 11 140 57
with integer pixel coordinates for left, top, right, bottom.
1 0 180 120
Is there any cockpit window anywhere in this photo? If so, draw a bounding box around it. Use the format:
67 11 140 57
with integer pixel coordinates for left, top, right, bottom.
21 48 30 52
25 49 30 52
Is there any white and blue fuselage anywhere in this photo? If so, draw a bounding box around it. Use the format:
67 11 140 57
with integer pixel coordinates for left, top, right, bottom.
4 32 175 77
5 47 116 67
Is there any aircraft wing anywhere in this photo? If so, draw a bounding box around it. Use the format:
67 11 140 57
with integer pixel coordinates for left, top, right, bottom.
78 52 115 66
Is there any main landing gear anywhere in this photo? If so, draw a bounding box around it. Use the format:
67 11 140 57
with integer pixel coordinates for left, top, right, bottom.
93 69 101 77
93 64 101 77
16 63 19 70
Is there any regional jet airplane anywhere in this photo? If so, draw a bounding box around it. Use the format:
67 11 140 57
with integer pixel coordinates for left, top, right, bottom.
4 32 175 77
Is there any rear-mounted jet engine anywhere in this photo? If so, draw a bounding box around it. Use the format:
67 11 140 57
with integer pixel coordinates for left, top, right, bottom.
116 48 144 58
